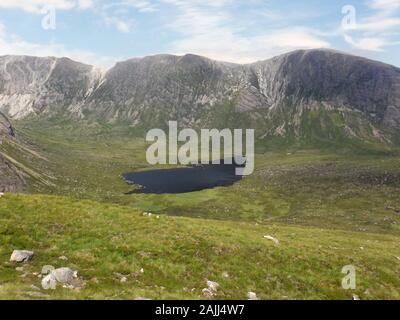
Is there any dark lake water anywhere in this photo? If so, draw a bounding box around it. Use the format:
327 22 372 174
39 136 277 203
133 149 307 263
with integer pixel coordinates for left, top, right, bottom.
123 161 243 194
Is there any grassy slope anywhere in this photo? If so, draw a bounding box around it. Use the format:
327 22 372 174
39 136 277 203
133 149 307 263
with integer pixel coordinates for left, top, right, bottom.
0 118 398 299
0 194 399 300
15 119 400 235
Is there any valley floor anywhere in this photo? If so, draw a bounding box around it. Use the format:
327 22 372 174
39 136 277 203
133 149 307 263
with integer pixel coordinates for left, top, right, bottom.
0 119 399 299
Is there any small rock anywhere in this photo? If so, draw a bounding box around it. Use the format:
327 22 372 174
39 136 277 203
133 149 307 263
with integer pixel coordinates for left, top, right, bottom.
58 255 68 261
69 278 85 289
202 288 215 298
0 192 4 197
206 280 219 293
10 250 34 263
41 274 57 290
120 276 127 283
41 265 55 275
222 272 230 279
140 268 144 273
352 294 361 300
247 292 259 300
51 267 76 284
263 235 279 245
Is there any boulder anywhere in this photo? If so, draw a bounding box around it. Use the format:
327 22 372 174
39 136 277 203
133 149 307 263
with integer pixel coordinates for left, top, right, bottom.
202 288 215 298
41 267 79 290
51 267 76 284
41 274 57 290
206 280 220 293
41 265 55 275
10 250 34 263
247 292 259 300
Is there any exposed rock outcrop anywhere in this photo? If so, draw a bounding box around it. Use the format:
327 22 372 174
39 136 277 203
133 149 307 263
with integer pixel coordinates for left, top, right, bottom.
0 49 399 142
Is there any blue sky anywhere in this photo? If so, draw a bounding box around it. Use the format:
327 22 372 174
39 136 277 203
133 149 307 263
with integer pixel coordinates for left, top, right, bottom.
0 0 399 68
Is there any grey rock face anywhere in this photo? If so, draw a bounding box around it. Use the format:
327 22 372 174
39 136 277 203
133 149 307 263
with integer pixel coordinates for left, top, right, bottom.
250 49 400 124
10 250 34 263
0 111 14 137
0 55 103 119
0 112 26 192
0 49 399 138
84 54 247 125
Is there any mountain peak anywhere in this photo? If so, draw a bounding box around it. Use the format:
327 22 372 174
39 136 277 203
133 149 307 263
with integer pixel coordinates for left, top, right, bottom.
0 50 399 145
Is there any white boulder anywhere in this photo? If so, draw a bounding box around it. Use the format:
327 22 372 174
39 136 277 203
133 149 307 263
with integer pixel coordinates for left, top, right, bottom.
206 280 220 293
247 292 259 300
41 265 55 275
10 250 34 262
41 274 57 290
263 235 280 245
51 267 76 284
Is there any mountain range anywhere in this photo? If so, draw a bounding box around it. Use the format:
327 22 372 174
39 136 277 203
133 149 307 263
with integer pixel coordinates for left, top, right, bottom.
0 49 399 143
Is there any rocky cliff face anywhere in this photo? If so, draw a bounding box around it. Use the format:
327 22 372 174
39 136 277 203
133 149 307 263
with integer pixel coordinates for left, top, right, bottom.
0 112 25 192
251 50 400 124
0 55 103 119
0 49 399 143
83 54 248 125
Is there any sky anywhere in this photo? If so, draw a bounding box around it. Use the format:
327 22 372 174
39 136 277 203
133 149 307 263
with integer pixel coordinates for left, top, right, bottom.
0 0 399 68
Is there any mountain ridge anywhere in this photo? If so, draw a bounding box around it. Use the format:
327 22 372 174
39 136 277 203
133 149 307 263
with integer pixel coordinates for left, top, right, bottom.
0 49 399 145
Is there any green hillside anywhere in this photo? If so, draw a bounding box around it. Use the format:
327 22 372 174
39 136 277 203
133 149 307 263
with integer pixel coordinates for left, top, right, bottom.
0 193 399 300
0 118 399 299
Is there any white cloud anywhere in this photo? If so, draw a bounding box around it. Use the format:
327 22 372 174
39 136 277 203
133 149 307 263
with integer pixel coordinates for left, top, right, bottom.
368 0 400 11
124 0 158 13
164 1 330 63
344 34 386 51
103 15 134 33
355 17 400 32
341 0 400 52
98 1 159 33
171 28 330 63
99 3 138 33
0 22 116 68
0 0 84 13
78 0 94 10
